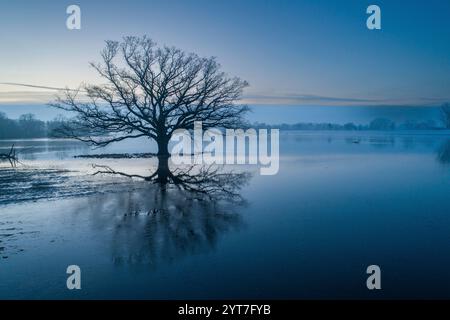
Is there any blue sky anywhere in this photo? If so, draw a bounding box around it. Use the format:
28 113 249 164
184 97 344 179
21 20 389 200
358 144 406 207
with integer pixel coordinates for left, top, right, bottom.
0 0 449 106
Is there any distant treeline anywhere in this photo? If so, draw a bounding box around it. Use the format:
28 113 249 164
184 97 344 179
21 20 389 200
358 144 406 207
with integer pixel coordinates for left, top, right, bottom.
253 118 445 131
0 112 59 139
0 112 78 139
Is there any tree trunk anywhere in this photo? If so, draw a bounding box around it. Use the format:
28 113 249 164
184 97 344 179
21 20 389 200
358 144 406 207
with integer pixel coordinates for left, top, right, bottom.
157 136 170 157
155 136 170 184
155 155 170 183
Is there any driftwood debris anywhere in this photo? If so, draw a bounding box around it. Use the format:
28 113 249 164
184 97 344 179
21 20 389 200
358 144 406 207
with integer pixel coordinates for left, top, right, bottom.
0 145 18 167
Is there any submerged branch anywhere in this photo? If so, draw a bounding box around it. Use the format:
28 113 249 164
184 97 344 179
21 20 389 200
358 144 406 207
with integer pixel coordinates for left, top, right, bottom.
92 164 156 181
90 161 250 202
0 145 18 167
76 153 157 159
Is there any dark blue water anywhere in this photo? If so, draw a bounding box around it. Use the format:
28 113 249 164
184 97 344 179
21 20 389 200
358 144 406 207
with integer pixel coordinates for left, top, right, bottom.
1 131 450 299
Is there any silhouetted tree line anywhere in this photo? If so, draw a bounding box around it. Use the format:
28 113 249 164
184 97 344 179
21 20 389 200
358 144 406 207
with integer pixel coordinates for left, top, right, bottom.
257 104 449 131
254 117 445 131
0 112 91 139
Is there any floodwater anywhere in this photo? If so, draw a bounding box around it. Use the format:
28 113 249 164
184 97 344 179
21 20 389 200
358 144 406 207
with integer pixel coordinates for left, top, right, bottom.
1 131 450 299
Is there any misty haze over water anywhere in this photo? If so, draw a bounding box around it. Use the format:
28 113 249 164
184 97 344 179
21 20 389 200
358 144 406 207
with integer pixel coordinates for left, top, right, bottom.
0 104 445 126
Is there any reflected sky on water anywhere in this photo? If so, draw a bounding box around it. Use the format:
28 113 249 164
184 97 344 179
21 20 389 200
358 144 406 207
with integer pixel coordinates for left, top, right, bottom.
1 131 450 299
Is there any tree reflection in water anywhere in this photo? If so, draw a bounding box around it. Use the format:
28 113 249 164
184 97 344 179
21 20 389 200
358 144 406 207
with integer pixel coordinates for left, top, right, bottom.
437 139 450 165
82 164 252 267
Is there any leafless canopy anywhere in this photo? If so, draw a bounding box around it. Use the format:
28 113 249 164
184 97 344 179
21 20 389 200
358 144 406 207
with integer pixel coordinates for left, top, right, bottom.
51 36 249 155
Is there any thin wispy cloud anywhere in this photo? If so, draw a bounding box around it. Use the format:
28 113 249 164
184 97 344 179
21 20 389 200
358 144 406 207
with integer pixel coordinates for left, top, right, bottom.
1 83 448 106
0 82 85 103
0 82 81 92
242 92 449 106
0 91 57 104
242 93 381 105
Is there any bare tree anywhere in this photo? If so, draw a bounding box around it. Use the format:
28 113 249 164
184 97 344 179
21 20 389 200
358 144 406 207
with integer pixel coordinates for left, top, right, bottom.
51 36 249 167
441 103 450 129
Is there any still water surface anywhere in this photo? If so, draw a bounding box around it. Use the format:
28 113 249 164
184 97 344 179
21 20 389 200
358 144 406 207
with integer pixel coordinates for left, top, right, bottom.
1 131 450 299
